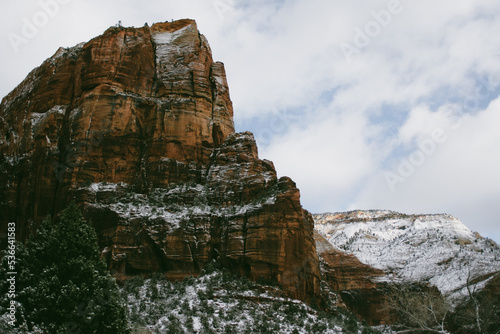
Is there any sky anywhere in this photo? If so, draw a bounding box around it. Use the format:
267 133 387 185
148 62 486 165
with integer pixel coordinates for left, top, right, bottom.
1 0 500 242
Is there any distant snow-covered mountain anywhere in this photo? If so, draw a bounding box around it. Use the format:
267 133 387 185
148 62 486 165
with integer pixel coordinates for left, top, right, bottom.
314 210 500 302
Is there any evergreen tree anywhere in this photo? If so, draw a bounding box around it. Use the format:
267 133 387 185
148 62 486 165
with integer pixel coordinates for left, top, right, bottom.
0 203 129 333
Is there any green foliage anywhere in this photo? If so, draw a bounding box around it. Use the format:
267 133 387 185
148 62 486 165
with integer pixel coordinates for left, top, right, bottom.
0 203 129 333
343 315 359 333
120 267 380 334
361 327 382 334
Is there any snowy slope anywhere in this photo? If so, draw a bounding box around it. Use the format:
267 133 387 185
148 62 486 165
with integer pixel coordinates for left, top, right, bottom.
314 210 500 301
121 268 383 334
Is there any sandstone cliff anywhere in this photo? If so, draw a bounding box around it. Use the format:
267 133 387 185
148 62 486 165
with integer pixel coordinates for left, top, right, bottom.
0 20 319 302
315 230 391 324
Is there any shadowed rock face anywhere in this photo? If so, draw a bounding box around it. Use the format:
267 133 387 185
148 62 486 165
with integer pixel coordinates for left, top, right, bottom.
315 231 392 325
0 19 319 302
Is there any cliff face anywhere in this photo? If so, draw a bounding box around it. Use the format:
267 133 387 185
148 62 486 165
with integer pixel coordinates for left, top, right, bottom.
315 231 391 325
0 19 233 235
0 20 319 302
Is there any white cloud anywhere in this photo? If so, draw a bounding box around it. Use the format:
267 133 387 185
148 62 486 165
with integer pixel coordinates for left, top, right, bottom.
260 107 384 212
397 104 463 145
352 96 500 241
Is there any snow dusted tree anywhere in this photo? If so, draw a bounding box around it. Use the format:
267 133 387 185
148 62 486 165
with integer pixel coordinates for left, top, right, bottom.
0 203 129 333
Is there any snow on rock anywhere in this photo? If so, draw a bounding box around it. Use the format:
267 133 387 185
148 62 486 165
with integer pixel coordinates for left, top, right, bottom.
314 210 500 300
87 182 276 229
88 182 123 193
152 21 198 85
30 105 67 137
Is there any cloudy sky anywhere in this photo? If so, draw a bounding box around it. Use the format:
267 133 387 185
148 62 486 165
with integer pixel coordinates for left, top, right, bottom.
1 0 500 242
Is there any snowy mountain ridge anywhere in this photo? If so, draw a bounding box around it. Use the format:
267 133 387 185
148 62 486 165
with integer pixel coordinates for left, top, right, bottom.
314 210 500 302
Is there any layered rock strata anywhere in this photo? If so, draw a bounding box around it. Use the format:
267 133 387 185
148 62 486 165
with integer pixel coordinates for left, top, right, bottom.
0 20 319 302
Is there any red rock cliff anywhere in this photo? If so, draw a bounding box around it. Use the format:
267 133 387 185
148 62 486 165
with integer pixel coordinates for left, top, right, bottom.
0 20 319 302
315 231 392 324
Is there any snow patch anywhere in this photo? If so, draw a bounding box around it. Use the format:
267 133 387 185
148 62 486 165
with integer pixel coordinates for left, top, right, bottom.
87 182 126 193
30 105 67 132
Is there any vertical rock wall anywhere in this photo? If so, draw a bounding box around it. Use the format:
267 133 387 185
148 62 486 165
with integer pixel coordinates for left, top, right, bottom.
0 20 319 302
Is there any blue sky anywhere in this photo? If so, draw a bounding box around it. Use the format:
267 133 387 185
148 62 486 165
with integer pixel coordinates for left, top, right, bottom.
1 0 500 242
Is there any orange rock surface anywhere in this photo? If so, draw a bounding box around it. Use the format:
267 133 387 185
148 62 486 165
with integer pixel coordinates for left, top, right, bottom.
0 20 319 302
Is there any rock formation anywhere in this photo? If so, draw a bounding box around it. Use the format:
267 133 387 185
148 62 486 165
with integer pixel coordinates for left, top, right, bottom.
315 231 391 324
314 210 500 325
0 19 319 302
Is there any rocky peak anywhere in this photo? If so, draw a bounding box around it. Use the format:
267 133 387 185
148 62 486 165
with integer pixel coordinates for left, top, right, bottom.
0 20 319 302
0 19 234 229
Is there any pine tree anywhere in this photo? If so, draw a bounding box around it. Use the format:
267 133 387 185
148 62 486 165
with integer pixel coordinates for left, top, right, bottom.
0 203 129 333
